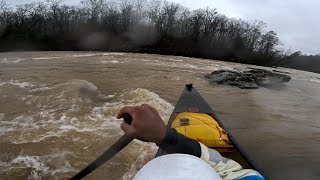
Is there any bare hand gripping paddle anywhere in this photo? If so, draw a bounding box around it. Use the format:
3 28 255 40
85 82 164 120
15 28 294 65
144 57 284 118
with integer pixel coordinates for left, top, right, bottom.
70 113 133 180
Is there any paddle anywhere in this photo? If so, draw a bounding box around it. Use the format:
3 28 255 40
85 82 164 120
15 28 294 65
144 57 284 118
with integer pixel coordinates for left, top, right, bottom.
70 113 133 180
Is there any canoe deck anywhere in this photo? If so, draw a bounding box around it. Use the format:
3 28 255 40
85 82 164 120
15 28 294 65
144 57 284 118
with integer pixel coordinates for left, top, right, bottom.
156 84 258 171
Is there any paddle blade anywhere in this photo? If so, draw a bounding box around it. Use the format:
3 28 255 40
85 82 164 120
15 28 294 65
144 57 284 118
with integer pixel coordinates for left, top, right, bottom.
70 135 133 180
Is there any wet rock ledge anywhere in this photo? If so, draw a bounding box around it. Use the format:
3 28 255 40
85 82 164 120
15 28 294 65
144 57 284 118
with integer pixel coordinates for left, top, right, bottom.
205 68 291 89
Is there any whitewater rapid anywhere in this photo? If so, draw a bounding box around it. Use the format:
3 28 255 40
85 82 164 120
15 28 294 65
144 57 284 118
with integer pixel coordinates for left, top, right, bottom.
0 52 319 179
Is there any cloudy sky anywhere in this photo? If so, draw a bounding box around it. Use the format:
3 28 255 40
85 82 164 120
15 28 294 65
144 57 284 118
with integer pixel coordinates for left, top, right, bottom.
8 0 320 54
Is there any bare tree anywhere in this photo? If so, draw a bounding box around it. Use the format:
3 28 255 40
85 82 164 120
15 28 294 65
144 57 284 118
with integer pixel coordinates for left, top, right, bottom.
0 0 288 66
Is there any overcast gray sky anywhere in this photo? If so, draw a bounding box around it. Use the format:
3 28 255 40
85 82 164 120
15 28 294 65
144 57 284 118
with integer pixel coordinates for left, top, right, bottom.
8 0 320 54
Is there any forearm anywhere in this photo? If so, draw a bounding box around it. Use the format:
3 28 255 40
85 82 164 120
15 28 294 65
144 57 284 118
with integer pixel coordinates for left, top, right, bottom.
158 128 201 157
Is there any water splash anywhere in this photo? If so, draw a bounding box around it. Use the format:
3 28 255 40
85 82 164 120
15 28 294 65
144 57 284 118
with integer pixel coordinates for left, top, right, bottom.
0 79 173 178
1 151 75 180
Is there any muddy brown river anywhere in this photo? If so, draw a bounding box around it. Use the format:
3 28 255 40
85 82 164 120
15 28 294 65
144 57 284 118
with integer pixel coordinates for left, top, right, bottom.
0 52 319 180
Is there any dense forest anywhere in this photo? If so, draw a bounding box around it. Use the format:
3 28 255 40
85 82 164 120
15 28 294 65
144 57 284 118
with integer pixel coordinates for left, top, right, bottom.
283 52 320 73
0 0 318 70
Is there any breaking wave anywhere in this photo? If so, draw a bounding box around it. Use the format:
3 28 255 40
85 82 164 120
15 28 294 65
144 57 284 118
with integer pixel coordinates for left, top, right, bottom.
0 151 75 180
0 79 173 178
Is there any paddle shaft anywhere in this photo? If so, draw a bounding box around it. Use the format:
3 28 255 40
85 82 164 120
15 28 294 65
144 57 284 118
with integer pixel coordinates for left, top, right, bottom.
70 113 133 180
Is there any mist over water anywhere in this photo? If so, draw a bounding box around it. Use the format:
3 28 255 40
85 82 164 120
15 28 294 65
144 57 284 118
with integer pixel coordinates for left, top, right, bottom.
0 52 319 179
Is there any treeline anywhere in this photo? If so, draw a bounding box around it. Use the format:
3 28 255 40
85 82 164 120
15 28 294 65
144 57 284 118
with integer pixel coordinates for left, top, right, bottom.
0 0 295 66
283 52 320 73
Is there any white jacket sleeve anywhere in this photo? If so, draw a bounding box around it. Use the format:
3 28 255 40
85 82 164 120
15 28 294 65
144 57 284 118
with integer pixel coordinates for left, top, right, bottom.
199 143 264 180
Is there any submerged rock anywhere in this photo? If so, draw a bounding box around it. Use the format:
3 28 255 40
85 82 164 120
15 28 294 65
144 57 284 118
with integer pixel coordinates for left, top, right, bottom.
205 68 291 89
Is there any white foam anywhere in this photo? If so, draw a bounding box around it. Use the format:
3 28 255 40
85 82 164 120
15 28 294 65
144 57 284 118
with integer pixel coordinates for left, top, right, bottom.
31 57 62 60
148 62 178 68
14 132 62 144
10 110 120 143
141 59 158 62
101 60 122 64
71 53 98 57
2 80 36 88
292 76 320 83
60 114 67 121
5 87 173 146
29 86 53 92
123 141 158 180
168 58 183 62
1 84 175 178
171 76 181 81
2 151 75 179
1 80 51 92
0 58 25 63
0 114 8 135
102 52 125 56
184 64 198 69
106 88 174 123
0 58 8 63
309 78 320 83
107 94 115 98
197 65 220 71
12 155 49 176
59 125 99 133
0 115 38 131
110 60 120 63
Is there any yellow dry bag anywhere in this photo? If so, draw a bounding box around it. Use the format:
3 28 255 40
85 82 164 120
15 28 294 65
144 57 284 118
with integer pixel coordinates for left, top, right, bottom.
171 112 233 152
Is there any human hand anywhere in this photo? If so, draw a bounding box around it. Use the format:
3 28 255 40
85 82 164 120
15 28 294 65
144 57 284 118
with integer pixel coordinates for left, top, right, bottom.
117 104 166 145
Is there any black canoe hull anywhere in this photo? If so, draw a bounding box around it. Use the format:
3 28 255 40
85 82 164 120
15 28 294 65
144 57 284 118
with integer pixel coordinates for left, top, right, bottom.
156 84 263 175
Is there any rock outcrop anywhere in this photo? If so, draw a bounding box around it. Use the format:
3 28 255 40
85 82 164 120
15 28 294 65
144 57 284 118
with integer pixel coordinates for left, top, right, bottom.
205 68 291 89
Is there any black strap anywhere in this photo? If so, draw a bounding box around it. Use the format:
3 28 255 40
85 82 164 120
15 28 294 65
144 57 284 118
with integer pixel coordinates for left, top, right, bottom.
70 135 133 180
158 128 201 158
